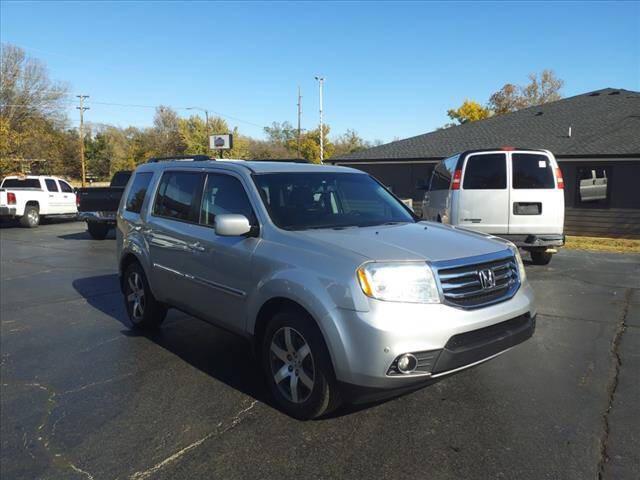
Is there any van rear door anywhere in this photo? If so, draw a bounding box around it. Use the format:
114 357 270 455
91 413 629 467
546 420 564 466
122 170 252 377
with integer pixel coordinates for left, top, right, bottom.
508 151 564 235
457 152 509 234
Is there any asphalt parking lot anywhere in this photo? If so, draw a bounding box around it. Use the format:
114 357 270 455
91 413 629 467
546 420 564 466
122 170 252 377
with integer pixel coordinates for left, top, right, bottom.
1 221 638 480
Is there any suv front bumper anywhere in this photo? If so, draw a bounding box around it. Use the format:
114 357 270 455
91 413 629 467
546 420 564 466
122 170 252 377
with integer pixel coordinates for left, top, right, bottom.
323 282 536 389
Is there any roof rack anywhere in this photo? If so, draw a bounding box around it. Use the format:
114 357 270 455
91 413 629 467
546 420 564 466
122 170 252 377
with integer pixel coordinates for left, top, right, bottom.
263 158 309 164
147 155 213 163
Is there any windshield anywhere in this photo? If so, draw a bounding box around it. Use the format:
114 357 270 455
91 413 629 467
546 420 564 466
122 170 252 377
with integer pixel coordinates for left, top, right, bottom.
253 172 415 230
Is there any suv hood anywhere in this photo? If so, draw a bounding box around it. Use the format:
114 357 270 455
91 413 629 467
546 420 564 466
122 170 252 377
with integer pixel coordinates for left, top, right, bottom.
299 222 510 263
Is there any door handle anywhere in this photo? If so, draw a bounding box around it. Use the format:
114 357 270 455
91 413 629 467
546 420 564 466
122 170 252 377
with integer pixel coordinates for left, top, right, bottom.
188 242 206 252
49 195 54 198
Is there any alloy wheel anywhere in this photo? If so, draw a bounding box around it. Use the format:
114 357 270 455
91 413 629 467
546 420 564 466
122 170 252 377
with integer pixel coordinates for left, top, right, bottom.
270 326 315 403
126 272 145 321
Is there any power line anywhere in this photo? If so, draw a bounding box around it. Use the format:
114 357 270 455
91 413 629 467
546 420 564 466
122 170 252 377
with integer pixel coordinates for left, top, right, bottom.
85 100 265 129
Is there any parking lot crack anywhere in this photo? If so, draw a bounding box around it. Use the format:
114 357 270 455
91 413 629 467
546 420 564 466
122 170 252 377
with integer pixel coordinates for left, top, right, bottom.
129 399 258 480
597 288 632 479
60 373 134 396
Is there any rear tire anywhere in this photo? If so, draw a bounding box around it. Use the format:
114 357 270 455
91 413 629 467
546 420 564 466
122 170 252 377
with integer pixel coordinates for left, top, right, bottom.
530 250 552 265
20 205 40 228
261 308 341 420
123 262 167 329
87 222 109 240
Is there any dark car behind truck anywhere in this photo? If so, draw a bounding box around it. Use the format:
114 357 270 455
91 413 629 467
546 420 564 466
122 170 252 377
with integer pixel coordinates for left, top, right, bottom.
77 171 131 239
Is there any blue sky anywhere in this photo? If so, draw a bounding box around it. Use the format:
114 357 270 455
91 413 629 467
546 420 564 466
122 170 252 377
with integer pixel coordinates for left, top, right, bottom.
1 1 638 142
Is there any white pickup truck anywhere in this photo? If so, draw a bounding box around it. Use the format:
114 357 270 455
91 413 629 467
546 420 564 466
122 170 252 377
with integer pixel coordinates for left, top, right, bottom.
0 175 78 227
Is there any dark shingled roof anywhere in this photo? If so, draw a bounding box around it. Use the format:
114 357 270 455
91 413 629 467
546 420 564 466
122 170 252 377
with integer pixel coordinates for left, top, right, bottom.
331 88 640 162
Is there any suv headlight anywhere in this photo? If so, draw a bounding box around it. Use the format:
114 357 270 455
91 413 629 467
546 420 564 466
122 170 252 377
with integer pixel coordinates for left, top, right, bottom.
510 245 527 282
357 262 440 303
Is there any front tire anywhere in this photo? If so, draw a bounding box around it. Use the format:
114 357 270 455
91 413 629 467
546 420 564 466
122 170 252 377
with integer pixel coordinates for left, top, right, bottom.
87 222 109 240
123 262 167 329
20 205 40 228
530 250 553 265
262 308 341 420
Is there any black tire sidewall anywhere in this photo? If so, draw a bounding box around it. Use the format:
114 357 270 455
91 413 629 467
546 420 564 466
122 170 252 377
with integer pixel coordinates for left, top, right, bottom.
87 222 109 240
531 250 552 265
261 310 335 420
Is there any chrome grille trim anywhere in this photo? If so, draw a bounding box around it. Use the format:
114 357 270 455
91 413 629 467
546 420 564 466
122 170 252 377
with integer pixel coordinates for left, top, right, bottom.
432 249 520 309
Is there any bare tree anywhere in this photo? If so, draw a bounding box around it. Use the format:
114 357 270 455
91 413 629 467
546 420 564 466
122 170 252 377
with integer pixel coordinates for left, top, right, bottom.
0 43 69 127
521 69 564 107
488 70 564 114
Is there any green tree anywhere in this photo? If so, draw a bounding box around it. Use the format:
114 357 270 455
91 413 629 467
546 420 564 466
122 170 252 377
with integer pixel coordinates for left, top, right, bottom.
289 125 334 164
332 129 370 157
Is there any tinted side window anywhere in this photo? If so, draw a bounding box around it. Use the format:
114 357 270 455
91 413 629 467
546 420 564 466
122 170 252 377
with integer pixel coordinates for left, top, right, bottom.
153 171 203 222
125 172 153 213
512 154 555 189
59 181 74 193
200 174 256 226
463 154 506 190
45 179 59 192
429 162 451 191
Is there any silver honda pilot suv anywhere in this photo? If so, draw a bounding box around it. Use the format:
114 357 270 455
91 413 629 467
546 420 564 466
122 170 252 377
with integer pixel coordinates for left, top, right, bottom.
117 157 536 419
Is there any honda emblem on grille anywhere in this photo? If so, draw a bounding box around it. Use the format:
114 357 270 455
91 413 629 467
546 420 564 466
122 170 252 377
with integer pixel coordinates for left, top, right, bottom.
478 268 496 289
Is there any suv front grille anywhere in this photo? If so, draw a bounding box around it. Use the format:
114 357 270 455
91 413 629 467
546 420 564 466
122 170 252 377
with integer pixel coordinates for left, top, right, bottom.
434 253 520 309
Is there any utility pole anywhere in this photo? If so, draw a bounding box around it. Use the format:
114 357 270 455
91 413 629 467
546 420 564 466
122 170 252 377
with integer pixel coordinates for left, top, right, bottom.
186 107 210 152
314 76 324 163
296 86 302 157
76 95 89 187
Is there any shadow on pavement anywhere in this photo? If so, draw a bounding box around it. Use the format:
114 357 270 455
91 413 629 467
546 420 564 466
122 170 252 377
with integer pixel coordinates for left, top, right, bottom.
72 273 276 411
58 228 116 240
71 273 399 419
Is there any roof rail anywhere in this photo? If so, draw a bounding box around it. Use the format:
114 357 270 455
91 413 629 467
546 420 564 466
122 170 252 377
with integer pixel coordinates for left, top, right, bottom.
263 158 310 164
147 155 213 163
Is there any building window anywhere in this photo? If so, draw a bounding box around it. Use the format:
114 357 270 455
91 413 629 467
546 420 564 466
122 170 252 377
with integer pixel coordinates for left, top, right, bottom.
576 166 611 206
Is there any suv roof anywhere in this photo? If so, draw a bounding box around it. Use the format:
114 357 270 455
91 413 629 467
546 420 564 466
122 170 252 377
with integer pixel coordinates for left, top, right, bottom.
138 159 361 175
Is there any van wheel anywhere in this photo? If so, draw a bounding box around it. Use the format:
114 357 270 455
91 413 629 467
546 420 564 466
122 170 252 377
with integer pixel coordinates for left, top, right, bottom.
123 263 167 329
20 205 40 228
530 250 552 265
262 309 341 420
87 222 109 240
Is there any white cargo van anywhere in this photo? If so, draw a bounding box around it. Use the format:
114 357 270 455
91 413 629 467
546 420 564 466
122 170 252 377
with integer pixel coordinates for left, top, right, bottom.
421 148 565 265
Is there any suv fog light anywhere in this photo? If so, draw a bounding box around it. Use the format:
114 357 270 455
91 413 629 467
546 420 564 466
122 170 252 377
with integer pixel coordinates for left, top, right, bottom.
397 354 418 374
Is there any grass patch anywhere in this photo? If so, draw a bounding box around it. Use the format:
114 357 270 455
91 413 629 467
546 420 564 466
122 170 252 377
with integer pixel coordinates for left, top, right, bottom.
565 235 640 254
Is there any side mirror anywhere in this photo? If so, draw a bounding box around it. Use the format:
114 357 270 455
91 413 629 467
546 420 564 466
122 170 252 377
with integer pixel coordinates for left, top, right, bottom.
215 214 252 236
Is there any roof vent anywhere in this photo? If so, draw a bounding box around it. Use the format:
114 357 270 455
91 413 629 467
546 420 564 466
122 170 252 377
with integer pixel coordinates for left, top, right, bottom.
589 92 601 96
609 91 620 95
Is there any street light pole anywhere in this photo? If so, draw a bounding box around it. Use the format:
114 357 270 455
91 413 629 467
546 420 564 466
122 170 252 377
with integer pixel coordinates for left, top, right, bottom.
315 76 324 163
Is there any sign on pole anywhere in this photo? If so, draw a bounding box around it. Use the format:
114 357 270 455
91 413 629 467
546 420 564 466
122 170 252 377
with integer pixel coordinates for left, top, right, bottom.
209 134 233 150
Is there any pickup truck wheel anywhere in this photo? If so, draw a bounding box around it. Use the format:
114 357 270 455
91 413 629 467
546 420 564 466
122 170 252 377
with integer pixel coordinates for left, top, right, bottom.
530 250 553 265
20 205 40 228
123 263 167 329
87 222 109 240
262 309 341 420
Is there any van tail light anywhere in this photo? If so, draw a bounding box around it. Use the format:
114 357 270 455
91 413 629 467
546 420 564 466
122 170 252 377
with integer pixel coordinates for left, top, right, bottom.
7 192 16 205
555 168 564 189
451 170 462 190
